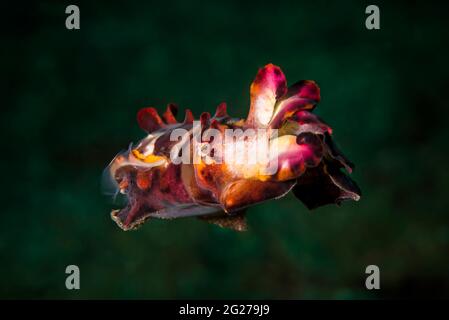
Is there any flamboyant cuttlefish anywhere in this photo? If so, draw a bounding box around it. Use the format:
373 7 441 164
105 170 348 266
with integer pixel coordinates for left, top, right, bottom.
104 64 361 231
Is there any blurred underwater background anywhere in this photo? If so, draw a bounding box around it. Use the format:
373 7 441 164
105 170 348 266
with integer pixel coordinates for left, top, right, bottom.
2 0 449 298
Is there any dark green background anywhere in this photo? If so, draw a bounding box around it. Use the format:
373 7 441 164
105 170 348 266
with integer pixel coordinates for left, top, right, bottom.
3 0 449 299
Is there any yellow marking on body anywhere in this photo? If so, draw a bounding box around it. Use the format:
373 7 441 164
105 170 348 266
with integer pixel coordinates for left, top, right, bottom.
132 149 166 164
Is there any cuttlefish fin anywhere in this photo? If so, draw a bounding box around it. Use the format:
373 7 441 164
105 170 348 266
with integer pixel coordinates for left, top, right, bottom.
112 203 223 231
292 163 361 210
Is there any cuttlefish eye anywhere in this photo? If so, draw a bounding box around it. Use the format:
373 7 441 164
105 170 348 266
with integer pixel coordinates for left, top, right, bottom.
296 132 321 146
